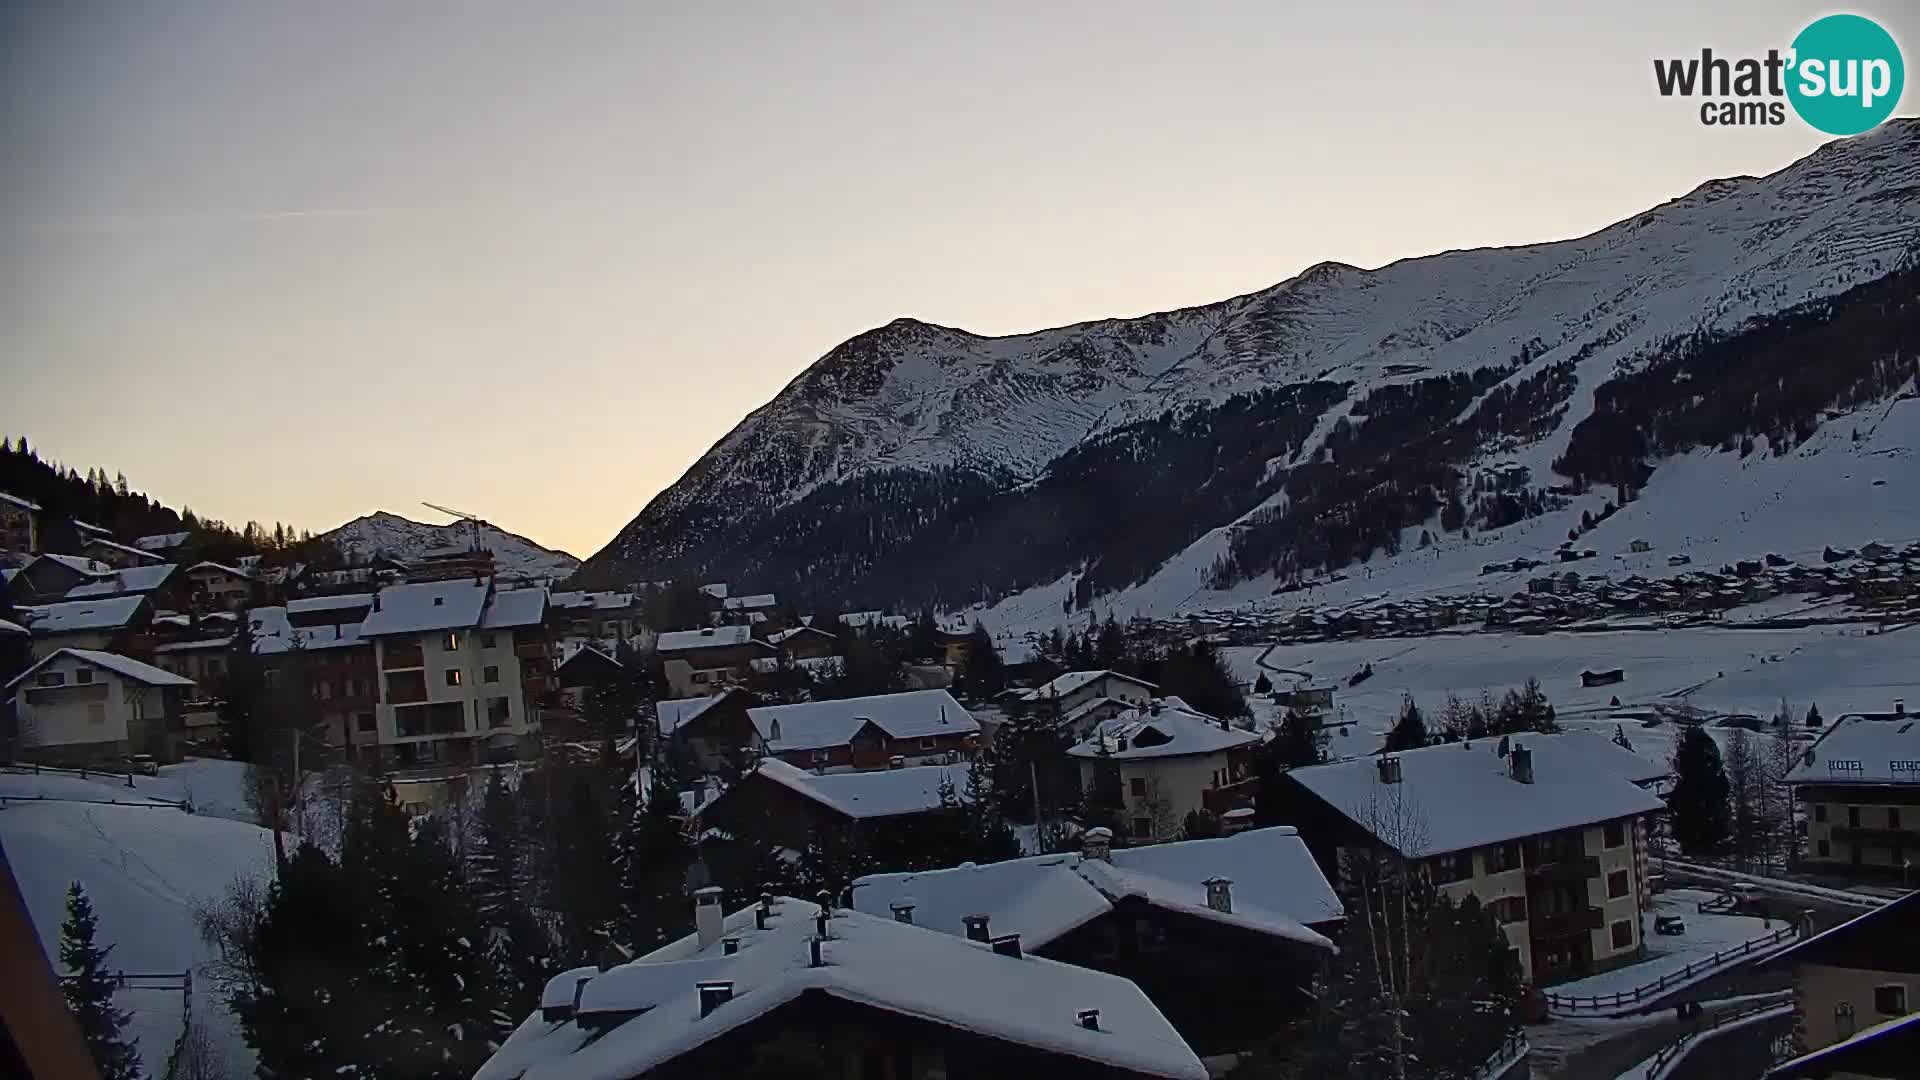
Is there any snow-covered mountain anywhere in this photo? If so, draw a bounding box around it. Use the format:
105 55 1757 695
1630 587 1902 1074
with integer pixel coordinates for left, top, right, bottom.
322 511 580 581
581 120 1920 617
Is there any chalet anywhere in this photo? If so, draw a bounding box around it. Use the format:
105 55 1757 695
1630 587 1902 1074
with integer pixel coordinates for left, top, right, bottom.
17 594 151 659
854 826 1342 1054
1271 684 1336 716
1860 541 1896 560
767 624 837 661
656 624 776 697
1630 539 1652 553
693 758 971 851
8 554 115 603
1069 699 1261 843
184 561 259 611
1786 710 1919 876
1017 669 1158 735
61 562 184 611
80 537 168 569
1280 733 1666 985
718 592 778 625
1759 889 1920 1079
748 689 979 772
660 688 759 774
0 492 41 553
6 648 194 766
475 893 1209 1080
357 577 551 769
150 632 233 743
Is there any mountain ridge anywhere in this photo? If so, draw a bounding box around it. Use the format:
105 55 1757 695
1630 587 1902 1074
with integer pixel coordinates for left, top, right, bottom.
323 510 580 581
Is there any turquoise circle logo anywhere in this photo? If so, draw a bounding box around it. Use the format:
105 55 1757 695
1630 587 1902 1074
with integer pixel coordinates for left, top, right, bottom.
1787 14 1904 136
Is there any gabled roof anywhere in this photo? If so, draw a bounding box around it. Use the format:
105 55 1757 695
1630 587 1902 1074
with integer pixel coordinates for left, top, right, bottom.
1758 888 1919 972
1067 702 1260 761
35 554 115 579
7 647 193 691
749 690 978 754
1022 669 1158 701
285 592 374 616
62 562 178 599
247 605 368 654
0 491 41 512
1285 733 1667 857
131 530 190 551
185 560 255 580
18 594 147 634
720 593 777 611
768 625 835 645
1785 715 1920 786
657 624 768 653
0 618 29 637
658 691 755 737
549 589 635 611
475 897 1207 1080
356 578 494 636
82 537 167 564
729 758 969 819
558 645 621 672
479 586 548 630
854 826 1342 952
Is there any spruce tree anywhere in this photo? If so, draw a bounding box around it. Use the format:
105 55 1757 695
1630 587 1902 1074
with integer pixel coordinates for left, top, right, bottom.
1275 709 1322 767
1383 694 1429 752
1805 702 1823 728
546 772 618 964
469 770 551 1035
233 843 370 1079
218 618 263 762
59 883 141 1080
958 621 1005 697
1669 726 1733 854
1253 672 1272 695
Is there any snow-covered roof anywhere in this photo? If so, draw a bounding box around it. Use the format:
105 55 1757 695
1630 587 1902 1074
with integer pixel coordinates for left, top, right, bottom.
749 689 978 753
1285 734 1667 857
1786 716 1920 787
285 592 374 615
732 758 968 819
152 637 233 654
1765 1010 1920 1080
767 625 835 645
720 592 777 611
476 897 1207 1080
18 594 146 634
658 693 728 737
353 577 545 636
697 582 728 599
656 624 765 653
131 530 190 551
1067 702 1259 761
550 590 635 611
246 605 368 654
36 553 115 578
185 560 254 580
837 610 911 630
854 826 1342 951
0 491 41 512
62 562 178 599
0 617 29 637
1022 669 1158 701
479 586 548 630
6 647 194 691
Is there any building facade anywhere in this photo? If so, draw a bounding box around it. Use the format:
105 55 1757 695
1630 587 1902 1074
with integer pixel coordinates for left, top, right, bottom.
7 648 193 765
0 492 39 554
1788 709 1918 875
1069 701 1260 842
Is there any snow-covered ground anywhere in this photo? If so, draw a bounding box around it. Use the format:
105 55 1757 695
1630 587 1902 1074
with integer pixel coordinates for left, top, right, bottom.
322 509 580 581
0 758 260 825
1550 889 1787 1004
1 770 278 1078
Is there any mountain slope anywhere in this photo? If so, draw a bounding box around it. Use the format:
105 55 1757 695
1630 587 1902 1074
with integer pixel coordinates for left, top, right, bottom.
322 511 580 580
582 120 1920 612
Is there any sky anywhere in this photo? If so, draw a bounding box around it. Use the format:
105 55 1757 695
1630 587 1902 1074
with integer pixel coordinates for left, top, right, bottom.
1 1 1913 559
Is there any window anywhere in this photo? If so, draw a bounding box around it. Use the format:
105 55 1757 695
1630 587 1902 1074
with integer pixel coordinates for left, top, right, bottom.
812 749 830 765
483 665 500 683
1849 806 1862 828
1132 817 1152 839
443 632 461 651
486 697 512 729
74 668 94 685
1814 804 1828 822
1607 870 1631 899
1129 777 1147 798
1134 917 1167 952
1893 809 1904 830
1604 822 1626 848
86 703 106 725
356 713 376 733
1485 842 1521 873
1874 984 1907 1016
1818 839 1831 857
1610 920 1634 949
1430 852 1471 885
315 680 332 700
1491 897 1528 924
691 671 709 685
445 669 463 687
1835 1002 1856 1040
480 633 497 649
263 669 280 689
920 737 936 751
35 672 64 687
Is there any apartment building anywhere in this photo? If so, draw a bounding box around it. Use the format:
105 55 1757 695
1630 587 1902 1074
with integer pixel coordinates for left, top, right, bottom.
0 491 40 553
1069 698 1261 842
357 577 550 769
6 648 194 765
248 597 381 755
1787 707 1919 876
1282 733 1666 985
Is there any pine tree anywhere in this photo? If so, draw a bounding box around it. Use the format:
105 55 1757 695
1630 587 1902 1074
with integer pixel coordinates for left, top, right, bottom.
546 772 618 963
1274 709 1322 768
1669 726 1732 854
958 621 1005 697
218 618 263 763
610 761 694 958
1383 694 1428 752
1805 702 1823 728
1253 672 1272 695
59 883 141 1080
233 844 369 1080
469 770 551 1035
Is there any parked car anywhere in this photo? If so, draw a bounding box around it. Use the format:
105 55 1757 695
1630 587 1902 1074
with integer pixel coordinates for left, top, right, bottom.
127 755 160 777
1655 915 1686 936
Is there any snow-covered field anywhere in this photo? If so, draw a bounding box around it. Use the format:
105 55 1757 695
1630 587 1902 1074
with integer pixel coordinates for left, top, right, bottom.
1 767 276 1078
0 758 260 825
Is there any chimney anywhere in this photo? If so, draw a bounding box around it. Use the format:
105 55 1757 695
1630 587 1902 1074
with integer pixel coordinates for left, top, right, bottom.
808 937 824 967
1204 877 1233 914
1077 1008 1101 1031
889 899 917 925
1497 734 1510 757
694 886 725 950
721 937 739 956
990 934 1023 959
1082 826 1113 863
1376 756 1402 785
963 914 992 942
889 755 906 770
1897 699 1907 718
697 980 733 1018
1509 743 1534 785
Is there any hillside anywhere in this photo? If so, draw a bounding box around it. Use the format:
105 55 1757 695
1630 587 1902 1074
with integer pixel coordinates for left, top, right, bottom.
580 120 1920 619
321 510 580 581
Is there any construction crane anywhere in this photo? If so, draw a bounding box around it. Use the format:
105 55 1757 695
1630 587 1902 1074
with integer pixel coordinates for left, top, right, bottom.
421 501 484 551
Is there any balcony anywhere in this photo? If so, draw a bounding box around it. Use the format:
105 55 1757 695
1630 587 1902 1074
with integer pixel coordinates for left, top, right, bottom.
1529 906 1604 938
1832 825 1920 845
1527 855 1600 883
382 643 425 670
514 640 550 661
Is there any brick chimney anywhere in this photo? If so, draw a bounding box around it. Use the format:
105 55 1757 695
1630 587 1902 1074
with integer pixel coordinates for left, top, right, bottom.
1082 826 1113 862
963 914 991 942
694 886 725 950
1509 743 1534 785
1204 877 1233 914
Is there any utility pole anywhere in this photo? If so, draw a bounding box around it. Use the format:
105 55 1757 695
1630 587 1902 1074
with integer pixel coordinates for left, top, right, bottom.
1030 759 1043 839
